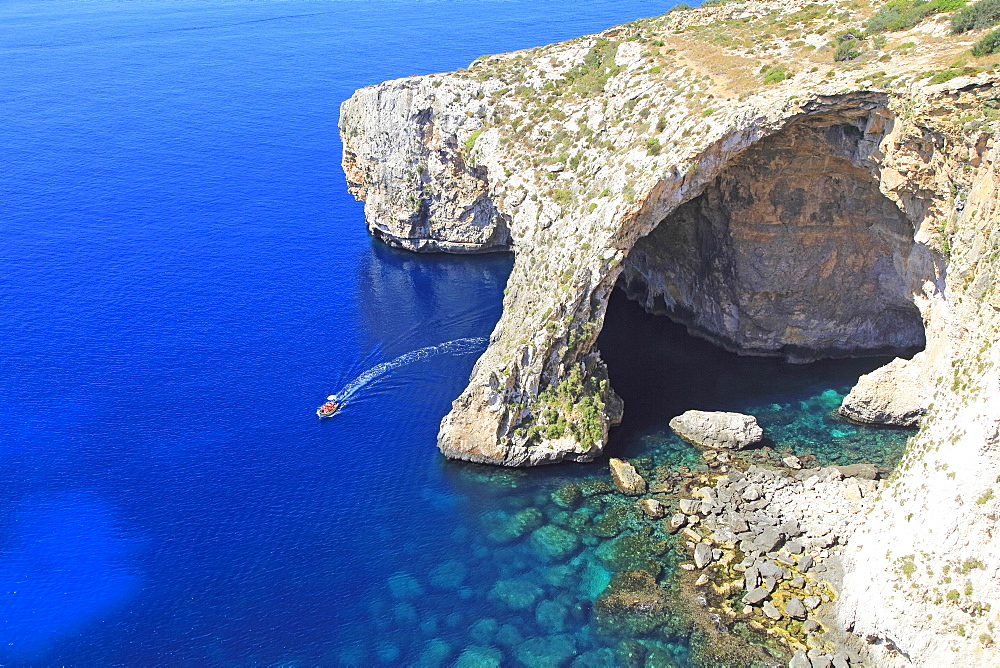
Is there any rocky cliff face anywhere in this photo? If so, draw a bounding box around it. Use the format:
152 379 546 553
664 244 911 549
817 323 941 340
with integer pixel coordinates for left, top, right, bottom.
341 0 1000 663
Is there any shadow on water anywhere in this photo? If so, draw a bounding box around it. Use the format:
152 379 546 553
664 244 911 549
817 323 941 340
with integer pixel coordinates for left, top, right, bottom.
599 288 915 469
356 241 514 354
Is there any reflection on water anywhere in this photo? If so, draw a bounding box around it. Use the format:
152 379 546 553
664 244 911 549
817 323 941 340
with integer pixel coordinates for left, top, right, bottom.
357 242 513 354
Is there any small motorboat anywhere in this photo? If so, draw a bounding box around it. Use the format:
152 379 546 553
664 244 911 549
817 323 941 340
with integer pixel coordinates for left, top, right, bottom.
317 396 341 418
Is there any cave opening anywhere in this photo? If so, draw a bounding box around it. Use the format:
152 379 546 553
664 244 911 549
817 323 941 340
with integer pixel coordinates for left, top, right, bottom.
598 112 924 468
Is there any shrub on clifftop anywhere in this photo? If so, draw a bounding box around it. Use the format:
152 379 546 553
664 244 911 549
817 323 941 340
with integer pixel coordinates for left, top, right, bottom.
971 26 1000 54
866 0 966 34
951 0 1000 33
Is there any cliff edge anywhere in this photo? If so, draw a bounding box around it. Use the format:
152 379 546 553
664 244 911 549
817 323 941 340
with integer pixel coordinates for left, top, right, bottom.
341 0 1000 663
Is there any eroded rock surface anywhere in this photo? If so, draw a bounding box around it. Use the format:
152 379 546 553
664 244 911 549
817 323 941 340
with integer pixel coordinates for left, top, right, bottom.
343 0 1000 663
609 458 647 496
838 355 927 426
669 410 765 450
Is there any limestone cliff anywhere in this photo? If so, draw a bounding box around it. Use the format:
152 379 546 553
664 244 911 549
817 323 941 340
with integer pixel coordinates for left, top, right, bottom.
341 0 1000 663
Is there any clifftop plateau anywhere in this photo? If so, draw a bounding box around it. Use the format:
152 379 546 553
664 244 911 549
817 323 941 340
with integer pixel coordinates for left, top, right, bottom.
341 0 1000 664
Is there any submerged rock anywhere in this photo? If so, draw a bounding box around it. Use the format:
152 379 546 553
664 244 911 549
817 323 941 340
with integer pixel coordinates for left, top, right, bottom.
638 498 665 518
530 524 581 562
591 504 642 538
387 572 424 600
515 634 577 668
551 483 582 509
454 645 503 668
535 599 570 633
468 618 499 645
570 648 617 667
669 410 765 450
481 507 543 544
414 639 453 668
488 578 543 610
594 570 670 635
428 560 467 590
609 458 647 495
579 480 614 497
596 530 667 572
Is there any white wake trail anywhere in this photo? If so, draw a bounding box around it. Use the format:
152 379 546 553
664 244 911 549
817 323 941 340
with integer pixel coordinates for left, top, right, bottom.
330 337 488 404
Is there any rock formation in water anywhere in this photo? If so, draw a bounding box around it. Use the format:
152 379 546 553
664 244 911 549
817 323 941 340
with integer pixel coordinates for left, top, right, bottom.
342 0 1000 663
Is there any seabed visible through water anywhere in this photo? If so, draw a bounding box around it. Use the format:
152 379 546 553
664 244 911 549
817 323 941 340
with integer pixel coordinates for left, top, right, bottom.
335 292 914 667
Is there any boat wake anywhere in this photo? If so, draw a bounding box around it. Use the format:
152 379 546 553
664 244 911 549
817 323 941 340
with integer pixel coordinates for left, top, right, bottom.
322 337 488 413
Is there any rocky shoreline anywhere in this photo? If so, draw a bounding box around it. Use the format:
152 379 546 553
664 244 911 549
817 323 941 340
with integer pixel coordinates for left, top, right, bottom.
342 0 1000 660
668 461 880 667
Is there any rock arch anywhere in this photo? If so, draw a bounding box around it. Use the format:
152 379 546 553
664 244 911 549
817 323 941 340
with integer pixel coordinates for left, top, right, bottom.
618 111 926 364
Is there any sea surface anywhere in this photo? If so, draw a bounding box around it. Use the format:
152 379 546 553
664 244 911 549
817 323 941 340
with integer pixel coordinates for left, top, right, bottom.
0 1 913 665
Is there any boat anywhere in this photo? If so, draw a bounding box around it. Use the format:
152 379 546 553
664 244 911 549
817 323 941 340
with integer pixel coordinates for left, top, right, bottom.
317 396 341 418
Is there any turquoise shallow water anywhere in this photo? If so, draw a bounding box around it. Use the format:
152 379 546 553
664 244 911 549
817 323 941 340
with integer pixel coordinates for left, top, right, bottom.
328 292 914 666
0 0 916 664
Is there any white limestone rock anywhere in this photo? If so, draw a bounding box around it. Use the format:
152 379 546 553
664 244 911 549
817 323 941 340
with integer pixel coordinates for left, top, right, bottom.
669 410 765 450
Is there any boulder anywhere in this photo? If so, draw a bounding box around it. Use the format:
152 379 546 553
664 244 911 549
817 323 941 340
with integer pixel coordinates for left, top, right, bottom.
784 597 807 620
783 455 803 469
754 528 784 553
679 498 700 514
694 542 713 569
838 356 927 427
668 410 765 450
832 652 851 668
789 649 811 668
742 586 769 605
728 514 749 533
667 512 687 533
842 478 864 502
638 498 665 518
515 634 577 668
454 645 503 668
835 462 879 480
609 458 647 495
757 559 784 579
530 525 581 562
762 601 782 620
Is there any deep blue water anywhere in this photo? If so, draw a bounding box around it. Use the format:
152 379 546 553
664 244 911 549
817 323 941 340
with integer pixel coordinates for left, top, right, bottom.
0 1 912 665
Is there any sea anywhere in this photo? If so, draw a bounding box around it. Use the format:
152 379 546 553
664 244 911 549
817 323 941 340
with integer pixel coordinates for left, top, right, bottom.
0 1 914 665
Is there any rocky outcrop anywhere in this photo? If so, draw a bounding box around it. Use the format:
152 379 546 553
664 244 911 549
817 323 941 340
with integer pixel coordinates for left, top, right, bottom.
838 356 928 426
339 0 987 468
342 0 1000 663
669 410 765 450
609 458 646 496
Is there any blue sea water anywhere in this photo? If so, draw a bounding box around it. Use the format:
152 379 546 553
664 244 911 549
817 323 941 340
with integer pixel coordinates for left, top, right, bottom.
0 1 913 665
